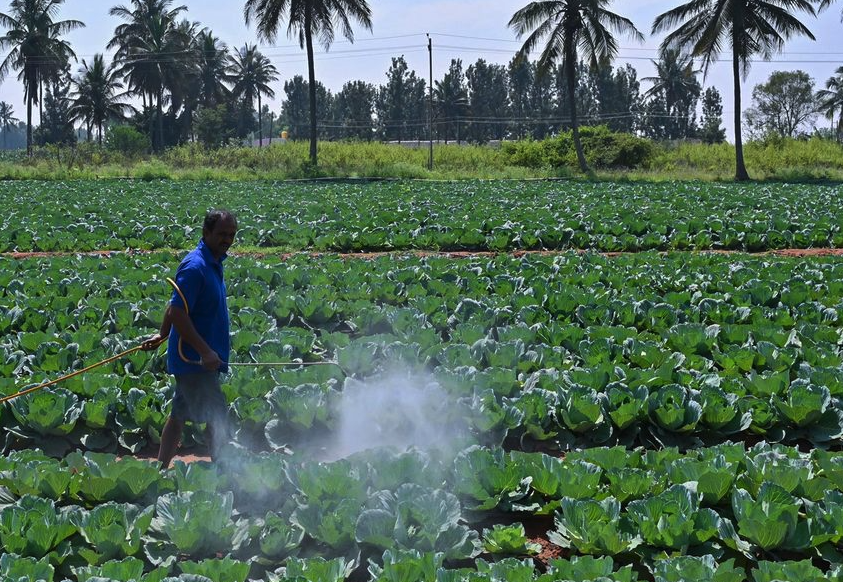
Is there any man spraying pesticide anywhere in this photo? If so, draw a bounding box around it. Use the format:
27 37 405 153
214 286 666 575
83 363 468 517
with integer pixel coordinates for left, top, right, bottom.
142 209 237 469
0 208 336 461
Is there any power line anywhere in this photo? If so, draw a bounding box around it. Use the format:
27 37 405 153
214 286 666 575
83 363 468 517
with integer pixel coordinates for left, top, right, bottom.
435 44 843 64
432 32 843 56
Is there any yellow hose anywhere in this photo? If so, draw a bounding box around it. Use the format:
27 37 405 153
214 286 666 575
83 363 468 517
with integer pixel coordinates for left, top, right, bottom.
165 277 201 366
165 277 329 368
0 345 146 405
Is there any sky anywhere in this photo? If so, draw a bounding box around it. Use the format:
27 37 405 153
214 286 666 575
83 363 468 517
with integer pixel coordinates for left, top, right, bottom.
0 0 841 141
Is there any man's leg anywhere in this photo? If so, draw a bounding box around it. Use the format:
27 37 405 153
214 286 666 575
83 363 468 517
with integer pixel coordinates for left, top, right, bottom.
158 416 184 469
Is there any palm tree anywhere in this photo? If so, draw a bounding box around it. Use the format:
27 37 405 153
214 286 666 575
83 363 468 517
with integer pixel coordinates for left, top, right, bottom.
509 1 643 173
195 29 230 108
643 48 702 140
244 0 373 165
69 54 134 145
653 0 819 181
227 44 278 147
164 18 200 135
108 0 190 150
818 66 843 142
817 0 842 20
0 0 84 154
0 101 19 149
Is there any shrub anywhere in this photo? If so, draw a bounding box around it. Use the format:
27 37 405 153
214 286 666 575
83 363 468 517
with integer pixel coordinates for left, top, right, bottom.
105 126 150 159
500 139 546 168
579 126 656 168
134 159 171 180
502 127 656 170
544 126 655 169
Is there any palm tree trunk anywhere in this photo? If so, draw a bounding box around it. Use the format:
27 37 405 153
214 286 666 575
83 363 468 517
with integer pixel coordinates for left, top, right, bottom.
26 97 32 156
566 46 589 173
157 88 164 152
305 5 318 166
258 94 263 147
732 40 749 181
148 92 155 151
98 122 103 146
269 113 274 145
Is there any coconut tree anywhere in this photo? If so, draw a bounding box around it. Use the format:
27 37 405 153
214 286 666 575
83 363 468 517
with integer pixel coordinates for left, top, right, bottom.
108 0 189 150
818 66 843 142
643 48 702 139
227 43 278 146
0 101 19 148
243 0 373 165
69 54 135 145
509 1 644 173
195 29 230 108
0 0 84 154
817 0 842 19
653 0 820 181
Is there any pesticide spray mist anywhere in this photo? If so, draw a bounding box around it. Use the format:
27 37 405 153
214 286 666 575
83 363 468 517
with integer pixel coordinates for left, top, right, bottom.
318 367 472 462
211 365 476 507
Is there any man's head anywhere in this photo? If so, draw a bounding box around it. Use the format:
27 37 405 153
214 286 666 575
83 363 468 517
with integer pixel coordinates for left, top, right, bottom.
202 209 238 259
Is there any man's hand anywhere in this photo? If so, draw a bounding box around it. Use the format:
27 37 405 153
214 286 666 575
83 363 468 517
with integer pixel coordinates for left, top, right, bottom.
141 334 167 351
200 349 223 371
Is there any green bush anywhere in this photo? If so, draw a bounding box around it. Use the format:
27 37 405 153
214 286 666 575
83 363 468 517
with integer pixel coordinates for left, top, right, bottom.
105 126 150 159
580 126 656 168
500 139 546 169
544 126 655 168
502 127 656 170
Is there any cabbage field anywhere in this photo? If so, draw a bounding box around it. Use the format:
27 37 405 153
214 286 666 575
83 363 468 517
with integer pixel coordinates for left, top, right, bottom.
2 180 843 582
3 180 843 253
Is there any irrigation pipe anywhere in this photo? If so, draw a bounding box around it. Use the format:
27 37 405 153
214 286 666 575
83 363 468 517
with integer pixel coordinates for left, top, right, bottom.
0 279 334 405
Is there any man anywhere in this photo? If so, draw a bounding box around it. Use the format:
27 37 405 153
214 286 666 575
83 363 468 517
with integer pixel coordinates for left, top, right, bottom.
142 209 237 468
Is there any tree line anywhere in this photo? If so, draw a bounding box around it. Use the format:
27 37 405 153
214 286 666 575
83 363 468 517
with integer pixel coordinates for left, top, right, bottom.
0 0 841 180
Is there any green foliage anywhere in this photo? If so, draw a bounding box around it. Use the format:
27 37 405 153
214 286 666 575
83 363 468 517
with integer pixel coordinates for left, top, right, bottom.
355 484 480 560
481 523 541 555
73 503 154 564
651 137 843 180
193 105 235 149
178 557 251 582
105 126 150 159
502 126 656 169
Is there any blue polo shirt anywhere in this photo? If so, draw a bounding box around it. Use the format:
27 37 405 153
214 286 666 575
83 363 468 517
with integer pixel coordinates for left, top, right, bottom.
167 239 230 375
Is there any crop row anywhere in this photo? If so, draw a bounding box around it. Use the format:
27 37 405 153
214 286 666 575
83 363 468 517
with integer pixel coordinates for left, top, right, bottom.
3 252 843 453
1 442 843 581
1 180 843 252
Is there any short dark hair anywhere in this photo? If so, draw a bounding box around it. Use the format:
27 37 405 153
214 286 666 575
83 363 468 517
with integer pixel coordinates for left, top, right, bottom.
203 209 237 232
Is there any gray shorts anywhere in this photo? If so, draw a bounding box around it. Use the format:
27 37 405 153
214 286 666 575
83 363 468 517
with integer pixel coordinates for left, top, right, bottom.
171 372 228 425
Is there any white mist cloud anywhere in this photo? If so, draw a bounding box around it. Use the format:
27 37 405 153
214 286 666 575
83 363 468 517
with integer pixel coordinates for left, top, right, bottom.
320 368 471 462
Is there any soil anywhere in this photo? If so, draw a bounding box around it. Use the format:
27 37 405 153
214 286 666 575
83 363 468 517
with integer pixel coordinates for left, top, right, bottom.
119 442 212 467
521 513 568 567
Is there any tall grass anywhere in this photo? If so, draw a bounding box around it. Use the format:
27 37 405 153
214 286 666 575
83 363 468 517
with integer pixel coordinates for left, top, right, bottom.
1 135 841 181
651 137 843 181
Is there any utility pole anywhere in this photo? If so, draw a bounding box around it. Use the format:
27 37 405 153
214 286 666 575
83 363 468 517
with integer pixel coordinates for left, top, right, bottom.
427 34 434 171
